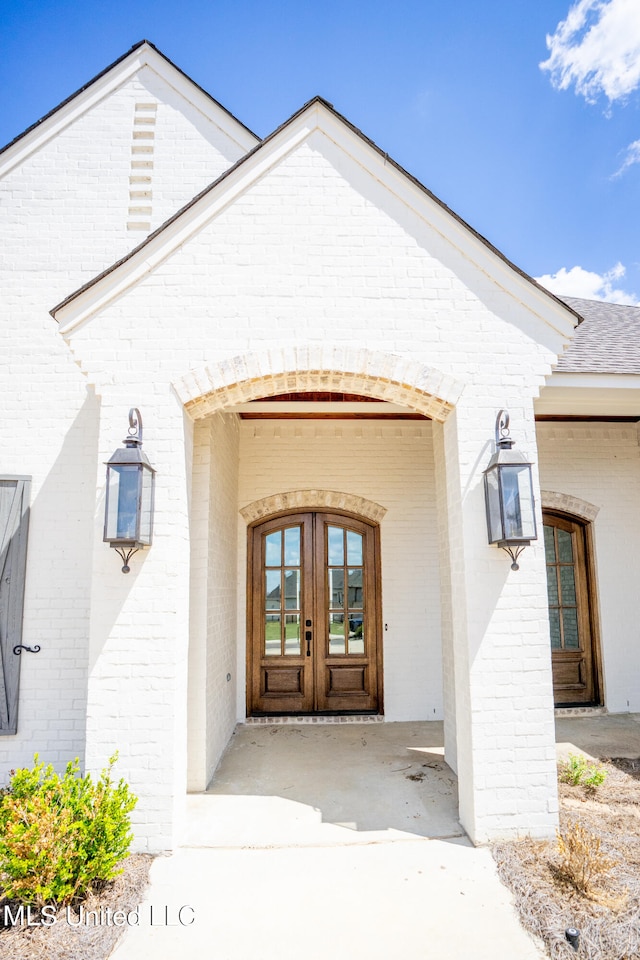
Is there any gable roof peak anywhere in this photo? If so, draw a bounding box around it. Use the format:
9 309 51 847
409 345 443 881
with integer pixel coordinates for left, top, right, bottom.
0 39 259 173
52 88 578 342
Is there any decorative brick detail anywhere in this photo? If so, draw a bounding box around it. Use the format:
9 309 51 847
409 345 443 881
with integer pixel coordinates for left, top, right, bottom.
240 489 387 524
127 103 156 233
174 347 463 421
541 490 599 522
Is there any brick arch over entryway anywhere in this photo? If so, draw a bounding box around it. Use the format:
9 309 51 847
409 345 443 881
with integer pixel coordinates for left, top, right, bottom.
541 490 600 522
240 490 387 525
172 346 464 421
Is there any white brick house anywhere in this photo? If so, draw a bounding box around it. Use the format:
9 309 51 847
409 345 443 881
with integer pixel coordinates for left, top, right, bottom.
1 41 638 851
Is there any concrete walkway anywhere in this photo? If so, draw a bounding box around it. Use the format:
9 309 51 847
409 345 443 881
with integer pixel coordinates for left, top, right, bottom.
109 714 639 959
111 721 546 960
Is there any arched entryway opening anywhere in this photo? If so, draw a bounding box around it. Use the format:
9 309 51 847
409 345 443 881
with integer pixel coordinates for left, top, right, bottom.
179 347 463 790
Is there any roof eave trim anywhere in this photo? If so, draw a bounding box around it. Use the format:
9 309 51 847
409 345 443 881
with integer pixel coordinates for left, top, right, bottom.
52 96 578 340
316 108 578 338
0 40 259 178
545 371 640 388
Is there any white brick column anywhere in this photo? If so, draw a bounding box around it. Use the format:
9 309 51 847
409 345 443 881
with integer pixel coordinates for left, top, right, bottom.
439 399 558 843
84 393 192 852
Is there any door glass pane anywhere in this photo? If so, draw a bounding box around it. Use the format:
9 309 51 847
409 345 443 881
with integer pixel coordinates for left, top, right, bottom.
549 608 561 649
560 565 576 605
284 527 300 566
546 567 559 606
348 614 364 654
348 569 363 608
265 531 282 566
328 526 344 565
347 530 363 565
265 615 281 655
544 524 556 563
284 570 300 609
328 568 344 608
557 528 573 563
328 613 346 654
265 570 281 609
563 608 580 649
284 614 301 655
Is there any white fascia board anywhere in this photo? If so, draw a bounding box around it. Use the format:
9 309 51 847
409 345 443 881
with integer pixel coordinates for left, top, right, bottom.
55 110 319 334
140 50 258 153
544 373 640 390
536 374 640 416
0 44 257 179
318 110 577 342
1 48 149 177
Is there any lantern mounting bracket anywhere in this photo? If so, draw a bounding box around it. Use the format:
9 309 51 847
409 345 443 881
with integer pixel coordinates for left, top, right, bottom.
125 408 143 446
495 409 514 448
113 545 139 574
499 542 527 572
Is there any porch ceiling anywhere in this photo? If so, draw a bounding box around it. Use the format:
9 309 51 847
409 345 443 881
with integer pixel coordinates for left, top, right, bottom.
230 398 429 419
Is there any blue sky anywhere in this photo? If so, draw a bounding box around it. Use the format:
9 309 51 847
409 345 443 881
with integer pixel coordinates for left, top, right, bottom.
2 0 640 303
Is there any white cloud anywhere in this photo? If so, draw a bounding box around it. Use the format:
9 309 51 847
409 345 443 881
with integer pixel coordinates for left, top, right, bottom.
535 262 638 303
540 0 640 104
612 137 640 176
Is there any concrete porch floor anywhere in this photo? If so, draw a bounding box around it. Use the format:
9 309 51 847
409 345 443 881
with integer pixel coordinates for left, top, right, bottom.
111 715 640 960
555 711 640 760
184 721 461 847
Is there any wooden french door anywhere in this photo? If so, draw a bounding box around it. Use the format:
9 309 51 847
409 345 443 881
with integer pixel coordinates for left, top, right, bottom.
543 512 600 706
248 512 382 715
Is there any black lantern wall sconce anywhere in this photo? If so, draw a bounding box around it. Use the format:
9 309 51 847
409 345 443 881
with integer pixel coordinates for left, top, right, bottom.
103 408 156 573
483 409 537 571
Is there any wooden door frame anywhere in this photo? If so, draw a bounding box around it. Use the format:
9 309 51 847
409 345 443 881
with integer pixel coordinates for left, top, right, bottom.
246 507 384 717
543 509 603 707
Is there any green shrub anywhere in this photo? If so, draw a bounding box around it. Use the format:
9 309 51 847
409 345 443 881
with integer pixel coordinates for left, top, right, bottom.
559 753 607 789
0 753 137 906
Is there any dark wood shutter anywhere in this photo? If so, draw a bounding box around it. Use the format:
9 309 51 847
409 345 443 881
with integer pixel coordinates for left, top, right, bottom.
0 478 31 735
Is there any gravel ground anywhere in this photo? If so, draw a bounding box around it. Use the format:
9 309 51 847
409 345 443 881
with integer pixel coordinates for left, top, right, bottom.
493 758 640 960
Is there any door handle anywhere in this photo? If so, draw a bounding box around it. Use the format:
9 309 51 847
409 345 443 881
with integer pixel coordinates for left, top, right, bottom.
305 630 312 657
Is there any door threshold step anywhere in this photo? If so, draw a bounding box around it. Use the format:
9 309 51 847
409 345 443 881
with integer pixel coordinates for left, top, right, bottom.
244 715 385 725
554 706 607 717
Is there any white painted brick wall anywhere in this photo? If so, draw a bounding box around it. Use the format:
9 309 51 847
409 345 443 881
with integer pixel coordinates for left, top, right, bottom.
0 62 247 792
538 423 640 712
83 390 193 852
237 420 441 722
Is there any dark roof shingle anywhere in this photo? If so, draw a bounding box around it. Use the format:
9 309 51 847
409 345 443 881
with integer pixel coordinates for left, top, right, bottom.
557 297 640 374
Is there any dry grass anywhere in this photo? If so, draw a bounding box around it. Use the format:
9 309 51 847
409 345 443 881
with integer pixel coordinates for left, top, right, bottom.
493 758 640 959
0 854 153 960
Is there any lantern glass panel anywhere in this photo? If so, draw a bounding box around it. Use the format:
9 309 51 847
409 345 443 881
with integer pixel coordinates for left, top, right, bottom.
484 468 503 543
106 465 140 541
500 464 536 540
139 466 154 545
